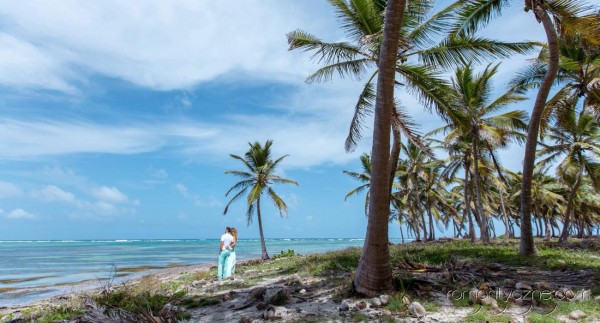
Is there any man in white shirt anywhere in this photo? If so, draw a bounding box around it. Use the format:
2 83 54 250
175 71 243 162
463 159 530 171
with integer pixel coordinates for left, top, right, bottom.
218 227 234 279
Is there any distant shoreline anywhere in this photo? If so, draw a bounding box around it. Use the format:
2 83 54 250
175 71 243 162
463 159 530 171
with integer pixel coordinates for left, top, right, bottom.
0 262 214 309
1 238 406 307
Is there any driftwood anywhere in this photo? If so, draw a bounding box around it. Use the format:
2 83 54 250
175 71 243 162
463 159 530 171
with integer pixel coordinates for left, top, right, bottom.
71 298 179 323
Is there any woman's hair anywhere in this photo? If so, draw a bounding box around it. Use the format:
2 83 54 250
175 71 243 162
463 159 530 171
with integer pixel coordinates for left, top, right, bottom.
230 227 238 241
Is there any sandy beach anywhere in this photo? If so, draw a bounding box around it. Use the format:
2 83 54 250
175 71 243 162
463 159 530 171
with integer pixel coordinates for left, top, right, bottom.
2 240 599 322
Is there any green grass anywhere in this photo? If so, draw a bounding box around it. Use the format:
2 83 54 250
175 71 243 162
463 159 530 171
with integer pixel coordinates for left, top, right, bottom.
93 289 190 320
39 308 84 323
550 300 600 320
349 311 370 322
465 310 511 322
387 239 600 271
527 312 560 323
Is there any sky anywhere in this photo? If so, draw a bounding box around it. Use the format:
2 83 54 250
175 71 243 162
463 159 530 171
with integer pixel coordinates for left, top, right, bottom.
0 0 587 240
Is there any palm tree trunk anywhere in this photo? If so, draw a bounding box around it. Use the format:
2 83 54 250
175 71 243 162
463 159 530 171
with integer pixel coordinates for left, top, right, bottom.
417 193 428 241
464 160 475 242
388 120 402 194
354 0 405 297
427 203 434 241
544 214 551 241
472 134 490 243
500 189 509 242
519 1 560 256
559 164 583 243
256 197 270 260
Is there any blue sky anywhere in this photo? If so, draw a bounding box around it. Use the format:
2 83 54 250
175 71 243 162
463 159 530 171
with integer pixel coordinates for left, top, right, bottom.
0 0 579 240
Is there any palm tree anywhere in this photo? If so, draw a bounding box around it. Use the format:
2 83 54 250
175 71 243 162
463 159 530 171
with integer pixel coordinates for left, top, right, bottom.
433 63 528 243
353 0 405 297
223 140 299 260
343 154 372 216
506 168 567 239
511 36 600 131
287 0 534 155
536 107 600 242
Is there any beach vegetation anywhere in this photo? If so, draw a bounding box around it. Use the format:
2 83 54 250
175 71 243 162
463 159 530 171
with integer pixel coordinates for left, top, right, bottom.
223 140 299 260
39 308 84 323
272 249 297 259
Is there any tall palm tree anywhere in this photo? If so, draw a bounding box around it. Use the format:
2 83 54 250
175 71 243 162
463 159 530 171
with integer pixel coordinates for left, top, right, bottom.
287 0 534 155
433 63 528 243
353 0 405 297
223 140 299 260
537 107 600 242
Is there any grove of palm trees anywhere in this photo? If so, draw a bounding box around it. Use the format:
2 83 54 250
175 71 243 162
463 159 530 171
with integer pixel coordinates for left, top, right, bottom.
290 0 599 298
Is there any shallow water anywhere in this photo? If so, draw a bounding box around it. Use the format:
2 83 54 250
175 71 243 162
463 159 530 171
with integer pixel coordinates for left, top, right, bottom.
0 238 406 306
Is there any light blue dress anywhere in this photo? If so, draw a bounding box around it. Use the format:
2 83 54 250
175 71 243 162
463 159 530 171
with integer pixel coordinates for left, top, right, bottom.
226 246 236 276
217 249 231 280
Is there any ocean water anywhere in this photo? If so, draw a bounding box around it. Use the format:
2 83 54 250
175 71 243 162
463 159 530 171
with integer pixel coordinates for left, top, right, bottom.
0 238 404 306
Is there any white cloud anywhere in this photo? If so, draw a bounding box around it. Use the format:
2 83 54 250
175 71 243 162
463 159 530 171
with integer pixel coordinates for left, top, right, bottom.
0 33 77 93
32 185 77 204
175 183 189 197
91 186 128 204
31 184 136 218
0 181 22 198
0 1 325 92
1 208 36 219
0 119 215 160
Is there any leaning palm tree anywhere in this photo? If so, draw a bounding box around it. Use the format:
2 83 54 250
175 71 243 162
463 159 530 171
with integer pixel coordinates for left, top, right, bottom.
537 106 600 242
223 140 299 260
352 0 405 297
432 63 529 243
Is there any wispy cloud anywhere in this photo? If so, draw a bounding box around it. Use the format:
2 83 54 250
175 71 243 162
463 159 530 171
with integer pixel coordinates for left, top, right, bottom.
32 184 136 218
175 183 222 208
0 181 22 198
0 208 36 220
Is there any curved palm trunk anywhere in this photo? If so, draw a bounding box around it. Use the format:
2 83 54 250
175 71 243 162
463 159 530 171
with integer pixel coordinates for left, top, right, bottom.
472 134 489 243
256 197 270 260
559 170 583 243
519 2 560 256
354 0 405 296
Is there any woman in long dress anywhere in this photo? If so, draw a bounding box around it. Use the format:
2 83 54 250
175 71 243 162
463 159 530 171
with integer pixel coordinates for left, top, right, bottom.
226 227 238 277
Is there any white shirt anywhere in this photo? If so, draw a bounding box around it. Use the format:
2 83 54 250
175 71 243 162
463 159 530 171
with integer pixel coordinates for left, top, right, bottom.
221 233 234 250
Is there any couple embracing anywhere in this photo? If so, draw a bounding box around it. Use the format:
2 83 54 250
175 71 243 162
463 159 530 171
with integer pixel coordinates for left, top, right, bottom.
218 226 238 280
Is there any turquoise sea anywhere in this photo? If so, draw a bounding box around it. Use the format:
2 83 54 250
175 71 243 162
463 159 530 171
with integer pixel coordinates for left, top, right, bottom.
0 238 405 306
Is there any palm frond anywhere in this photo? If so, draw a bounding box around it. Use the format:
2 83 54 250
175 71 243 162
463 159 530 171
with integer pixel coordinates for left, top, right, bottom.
268 188 289 216
415 36 537 69
449 0 509 37
345 72 377 152
306 58 374 83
